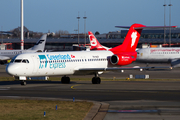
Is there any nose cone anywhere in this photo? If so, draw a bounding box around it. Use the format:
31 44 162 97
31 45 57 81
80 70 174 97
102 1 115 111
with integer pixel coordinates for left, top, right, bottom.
6 64 19 76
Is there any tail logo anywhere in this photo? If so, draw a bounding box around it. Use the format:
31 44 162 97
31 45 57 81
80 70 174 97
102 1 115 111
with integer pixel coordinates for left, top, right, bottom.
131 32 137 47
90 35 97 46
36 40 45 45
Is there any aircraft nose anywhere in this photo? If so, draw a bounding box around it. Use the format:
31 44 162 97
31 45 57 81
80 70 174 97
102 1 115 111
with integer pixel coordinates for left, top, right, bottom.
6 64 18 76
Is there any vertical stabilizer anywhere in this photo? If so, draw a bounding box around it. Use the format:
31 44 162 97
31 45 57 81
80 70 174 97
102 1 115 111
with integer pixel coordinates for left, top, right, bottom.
29 34 47 52
110 23 145 53
88 31 108 50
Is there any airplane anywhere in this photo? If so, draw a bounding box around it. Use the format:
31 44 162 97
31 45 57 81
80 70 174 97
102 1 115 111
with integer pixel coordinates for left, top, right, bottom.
136 47 180 67
0 34 47 64
6 23 172 85
88 31 110 50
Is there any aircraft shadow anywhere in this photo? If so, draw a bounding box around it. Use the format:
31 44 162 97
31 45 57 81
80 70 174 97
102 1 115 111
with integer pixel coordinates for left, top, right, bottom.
0 80 77 85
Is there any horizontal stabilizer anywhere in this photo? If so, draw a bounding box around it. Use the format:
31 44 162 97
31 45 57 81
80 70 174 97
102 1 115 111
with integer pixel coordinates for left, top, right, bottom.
115 25 177 29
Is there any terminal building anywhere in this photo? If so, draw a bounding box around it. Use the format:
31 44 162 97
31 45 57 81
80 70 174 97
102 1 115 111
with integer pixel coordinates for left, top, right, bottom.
1 28 180 51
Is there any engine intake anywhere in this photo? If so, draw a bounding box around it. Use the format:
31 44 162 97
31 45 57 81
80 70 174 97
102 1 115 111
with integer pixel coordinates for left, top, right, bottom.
110 54 134 66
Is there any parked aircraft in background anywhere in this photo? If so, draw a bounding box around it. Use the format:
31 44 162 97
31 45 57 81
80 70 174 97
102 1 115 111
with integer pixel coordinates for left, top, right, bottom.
136 48 180 67
0 34 47 64
6 24 172 85
88 31 110 50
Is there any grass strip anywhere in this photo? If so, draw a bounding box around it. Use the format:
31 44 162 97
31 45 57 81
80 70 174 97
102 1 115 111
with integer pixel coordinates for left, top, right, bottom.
0 99 93 120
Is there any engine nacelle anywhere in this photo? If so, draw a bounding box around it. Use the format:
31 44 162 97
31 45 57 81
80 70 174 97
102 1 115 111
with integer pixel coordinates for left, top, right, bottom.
110 54 135 66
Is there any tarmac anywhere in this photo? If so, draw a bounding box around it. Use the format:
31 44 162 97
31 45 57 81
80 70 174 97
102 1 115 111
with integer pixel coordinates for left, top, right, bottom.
0 63 180 119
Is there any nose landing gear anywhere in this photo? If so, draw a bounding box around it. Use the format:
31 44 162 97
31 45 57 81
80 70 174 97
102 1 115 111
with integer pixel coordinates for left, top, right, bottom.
20 80 26 85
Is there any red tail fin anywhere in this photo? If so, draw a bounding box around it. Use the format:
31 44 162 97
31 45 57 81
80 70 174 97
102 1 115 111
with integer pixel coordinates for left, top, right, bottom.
110 23 146 53
88 31 107 50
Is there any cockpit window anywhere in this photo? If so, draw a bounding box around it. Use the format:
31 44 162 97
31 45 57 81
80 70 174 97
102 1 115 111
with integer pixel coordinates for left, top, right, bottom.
10 55 19 63
14 59 22 63
26 60 29 63
13 59 29 63
22 60 26 63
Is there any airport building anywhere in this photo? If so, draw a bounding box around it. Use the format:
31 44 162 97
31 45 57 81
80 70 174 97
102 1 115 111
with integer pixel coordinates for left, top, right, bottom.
1 28 180 51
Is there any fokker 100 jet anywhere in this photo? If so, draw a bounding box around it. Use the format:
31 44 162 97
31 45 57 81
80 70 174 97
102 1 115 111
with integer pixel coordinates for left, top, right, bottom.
0 34 47 63
6 24 173 85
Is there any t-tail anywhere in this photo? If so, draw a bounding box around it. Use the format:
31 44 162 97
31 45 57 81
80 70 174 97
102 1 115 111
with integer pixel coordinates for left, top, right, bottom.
88 31 109 50
109 23 146 54
28 34 47 52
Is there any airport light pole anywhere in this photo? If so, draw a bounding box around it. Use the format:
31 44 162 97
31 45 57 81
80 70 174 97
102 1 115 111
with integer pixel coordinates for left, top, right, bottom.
169 1 172 47
163 2 166 44
1 26 3 44
77 12 80 46
21 0 24 50
83 12 87 47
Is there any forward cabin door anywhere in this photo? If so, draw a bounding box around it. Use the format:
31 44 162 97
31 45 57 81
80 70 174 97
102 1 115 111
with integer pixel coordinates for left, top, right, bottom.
31 55 40 75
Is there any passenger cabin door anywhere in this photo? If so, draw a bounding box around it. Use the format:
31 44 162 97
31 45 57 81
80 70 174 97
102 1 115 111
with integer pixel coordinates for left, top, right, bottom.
31 55 39 75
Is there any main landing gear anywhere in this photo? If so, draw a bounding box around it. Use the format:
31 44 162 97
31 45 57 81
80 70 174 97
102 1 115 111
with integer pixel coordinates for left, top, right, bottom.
92 73 101 84
61 76 70 84
20 80 26 85
61 73 101 84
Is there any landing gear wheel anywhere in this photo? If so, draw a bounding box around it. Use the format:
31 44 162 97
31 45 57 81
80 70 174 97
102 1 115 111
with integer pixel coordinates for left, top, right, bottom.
92 77 101 84
20 81 26 85
96 77 101 84
92 77 96 84
66 77 70 83
61 76 70 84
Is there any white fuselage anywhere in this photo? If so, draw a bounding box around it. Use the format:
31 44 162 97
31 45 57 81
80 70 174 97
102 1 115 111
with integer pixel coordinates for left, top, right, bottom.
6 51 114 77
136 48 180 63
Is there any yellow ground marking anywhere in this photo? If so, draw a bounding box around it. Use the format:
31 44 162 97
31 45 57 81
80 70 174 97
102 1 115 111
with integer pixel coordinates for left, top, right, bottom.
71 84 81 89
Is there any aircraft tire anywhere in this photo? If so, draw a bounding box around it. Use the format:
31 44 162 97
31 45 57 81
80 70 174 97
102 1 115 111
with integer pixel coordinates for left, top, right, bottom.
61 77 66 83
61 77 70 84
96 77 101 84
66 77 70 84
92 77 96 84
20 81 26 85
92 77 101 84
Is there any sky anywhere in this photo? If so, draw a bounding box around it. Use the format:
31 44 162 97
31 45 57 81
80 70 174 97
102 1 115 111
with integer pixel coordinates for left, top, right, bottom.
0 0 180 34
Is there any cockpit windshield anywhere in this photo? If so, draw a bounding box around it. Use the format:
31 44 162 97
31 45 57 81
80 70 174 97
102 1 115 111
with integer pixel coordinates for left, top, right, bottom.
10 55 19 63
11 59 29 63
14 59 22 63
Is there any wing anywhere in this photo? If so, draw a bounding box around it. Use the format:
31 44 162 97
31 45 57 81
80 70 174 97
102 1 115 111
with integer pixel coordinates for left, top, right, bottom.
74 66 172 75
171 59 180 68
0 56 10 60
